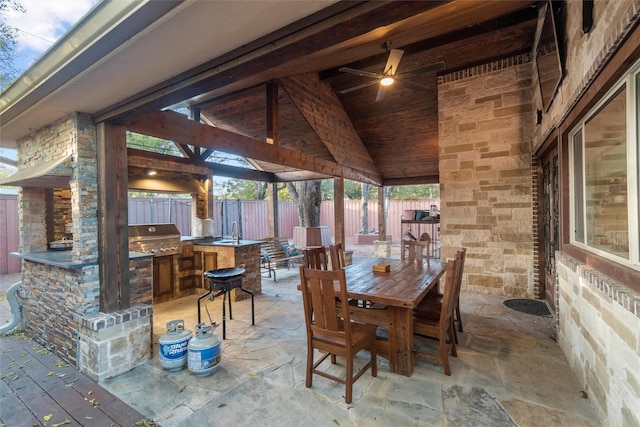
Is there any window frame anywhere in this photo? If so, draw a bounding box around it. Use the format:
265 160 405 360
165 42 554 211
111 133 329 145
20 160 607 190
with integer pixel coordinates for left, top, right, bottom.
569 58 640 271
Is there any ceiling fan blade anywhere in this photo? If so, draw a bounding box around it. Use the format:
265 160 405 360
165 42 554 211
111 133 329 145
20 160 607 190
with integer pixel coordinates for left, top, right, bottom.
339 79 380 94
394 77 429 91
338 67 382 79
375 85 389 102
383 49 404 76
399 61 445 76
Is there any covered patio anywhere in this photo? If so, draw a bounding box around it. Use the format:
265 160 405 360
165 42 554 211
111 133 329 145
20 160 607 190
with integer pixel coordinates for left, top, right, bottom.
1 1 639 426
1 254 597 426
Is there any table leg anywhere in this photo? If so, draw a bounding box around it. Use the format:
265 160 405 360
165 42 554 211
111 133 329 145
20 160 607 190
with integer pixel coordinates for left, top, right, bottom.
387 306 414 377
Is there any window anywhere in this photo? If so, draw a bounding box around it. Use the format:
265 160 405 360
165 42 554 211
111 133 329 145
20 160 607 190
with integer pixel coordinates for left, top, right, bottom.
570 59 640 270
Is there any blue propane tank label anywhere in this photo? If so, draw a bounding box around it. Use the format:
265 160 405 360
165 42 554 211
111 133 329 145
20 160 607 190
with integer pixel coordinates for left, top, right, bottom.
188 346 221 371
160 338 190 360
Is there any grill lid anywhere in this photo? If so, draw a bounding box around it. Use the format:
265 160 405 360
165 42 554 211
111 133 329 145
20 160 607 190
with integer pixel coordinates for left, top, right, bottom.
129 223 180 239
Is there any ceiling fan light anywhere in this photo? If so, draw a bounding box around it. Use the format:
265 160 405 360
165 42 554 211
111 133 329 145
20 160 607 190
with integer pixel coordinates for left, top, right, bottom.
380 77 394 86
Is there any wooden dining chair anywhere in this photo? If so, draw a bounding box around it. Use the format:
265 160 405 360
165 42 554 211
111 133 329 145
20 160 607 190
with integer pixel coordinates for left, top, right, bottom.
303 246 329 270
299 266 377 403
413 258 458 375
416 248 466 339
328 243 346 270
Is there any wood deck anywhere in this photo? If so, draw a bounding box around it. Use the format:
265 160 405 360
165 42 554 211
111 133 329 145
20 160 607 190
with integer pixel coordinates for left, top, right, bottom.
0 333 154 427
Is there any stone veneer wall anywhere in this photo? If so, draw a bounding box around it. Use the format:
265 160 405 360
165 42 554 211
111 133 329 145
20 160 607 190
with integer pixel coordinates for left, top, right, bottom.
209 244 261 301
20 260 97 365
438 56 535 297
529 1 640 426
556 252 640 426
16 113 153 380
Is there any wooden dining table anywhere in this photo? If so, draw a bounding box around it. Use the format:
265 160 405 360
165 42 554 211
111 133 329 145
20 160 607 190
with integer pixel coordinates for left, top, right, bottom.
342 257 447 377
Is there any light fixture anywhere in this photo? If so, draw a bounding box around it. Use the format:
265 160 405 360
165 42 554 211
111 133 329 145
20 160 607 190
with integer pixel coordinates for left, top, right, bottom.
147 169 157 176
380 76 394 86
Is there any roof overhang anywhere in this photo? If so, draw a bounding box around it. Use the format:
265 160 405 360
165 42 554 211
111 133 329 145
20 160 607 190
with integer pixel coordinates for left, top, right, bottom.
0 0 337 148
0 154 72 188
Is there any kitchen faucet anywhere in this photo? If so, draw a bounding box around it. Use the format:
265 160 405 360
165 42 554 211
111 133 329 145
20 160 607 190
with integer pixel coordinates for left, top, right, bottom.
231 221 240 244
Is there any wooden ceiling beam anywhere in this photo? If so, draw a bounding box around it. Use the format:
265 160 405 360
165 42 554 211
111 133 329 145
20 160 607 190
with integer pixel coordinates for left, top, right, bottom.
127 147 276 182
279 73 379 175
383 175 440 186
122 110 382 185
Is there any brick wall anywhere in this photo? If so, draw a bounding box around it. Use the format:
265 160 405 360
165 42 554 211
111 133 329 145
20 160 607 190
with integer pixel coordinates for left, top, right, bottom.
534 1 640 426
438 55 535 297
556 252 640 425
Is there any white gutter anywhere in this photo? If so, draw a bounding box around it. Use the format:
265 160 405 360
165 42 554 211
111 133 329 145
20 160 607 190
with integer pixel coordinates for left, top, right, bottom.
0 0 182 129
0 282 23 335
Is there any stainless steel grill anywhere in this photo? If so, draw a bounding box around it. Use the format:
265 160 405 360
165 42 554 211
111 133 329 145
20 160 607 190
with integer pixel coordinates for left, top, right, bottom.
128 223 181 255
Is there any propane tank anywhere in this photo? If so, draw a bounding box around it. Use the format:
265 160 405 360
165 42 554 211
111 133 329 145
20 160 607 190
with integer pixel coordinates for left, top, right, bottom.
158 320 192 371
188 322 222 377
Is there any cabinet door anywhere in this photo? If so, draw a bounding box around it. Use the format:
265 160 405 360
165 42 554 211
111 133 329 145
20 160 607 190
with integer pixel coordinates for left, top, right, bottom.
203 253 218 271
153 255 174 301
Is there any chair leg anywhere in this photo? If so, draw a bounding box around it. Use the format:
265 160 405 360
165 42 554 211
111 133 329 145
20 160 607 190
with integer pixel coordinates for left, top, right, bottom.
439 329 451 376
345 353 354 404
449 322 457 358
371 346 377 377
306 345 314 388
452 318 459 344
455 302 463 332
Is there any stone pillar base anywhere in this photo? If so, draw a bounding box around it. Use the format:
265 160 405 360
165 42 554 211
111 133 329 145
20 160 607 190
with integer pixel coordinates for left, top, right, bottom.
76 305 152 381
374 240 392 258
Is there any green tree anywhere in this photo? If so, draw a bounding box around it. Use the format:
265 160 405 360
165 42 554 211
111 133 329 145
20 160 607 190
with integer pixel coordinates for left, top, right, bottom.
393 184 440 199
287 180 321 227
0 0 24 91
219 179 267 200
127 132 181 156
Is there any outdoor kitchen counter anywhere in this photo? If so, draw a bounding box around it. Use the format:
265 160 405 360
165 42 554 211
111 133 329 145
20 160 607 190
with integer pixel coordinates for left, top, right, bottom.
194 239 262 300
194 239 263 247
10 251 153 269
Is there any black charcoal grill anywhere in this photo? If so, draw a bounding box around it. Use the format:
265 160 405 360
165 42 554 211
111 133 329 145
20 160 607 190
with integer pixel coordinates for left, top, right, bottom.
199 265 254 339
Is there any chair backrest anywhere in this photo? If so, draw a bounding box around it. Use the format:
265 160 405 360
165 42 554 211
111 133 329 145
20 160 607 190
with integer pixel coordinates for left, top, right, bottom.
328 243 346 270
439 258 459 324
303 246 329 270
452 248 466 300
299 266 352 343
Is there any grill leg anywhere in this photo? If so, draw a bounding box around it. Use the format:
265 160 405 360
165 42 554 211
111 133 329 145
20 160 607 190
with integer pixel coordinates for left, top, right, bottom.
221 290 227 340
240 288 255 325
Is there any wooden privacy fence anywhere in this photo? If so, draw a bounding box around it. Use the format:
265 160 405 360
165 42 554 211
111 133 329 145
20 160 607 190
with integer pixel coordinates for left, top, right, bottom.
0 195 20 274
128 198 440 243
1 196 439 274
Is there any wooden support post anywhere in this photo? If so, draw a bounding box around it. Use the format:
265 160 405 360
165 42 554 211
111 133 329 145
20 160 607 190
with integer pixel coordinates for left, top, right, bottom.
266 81 279 238
266 82 279 146
97 122 130 312
334 177 345 247
378 186 386 241
267 183 278 237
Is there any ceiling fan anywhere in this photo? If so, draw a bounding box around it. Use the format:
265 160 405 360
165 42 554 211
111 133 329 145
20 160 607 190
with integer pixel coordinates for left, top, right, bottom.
338 42 444 102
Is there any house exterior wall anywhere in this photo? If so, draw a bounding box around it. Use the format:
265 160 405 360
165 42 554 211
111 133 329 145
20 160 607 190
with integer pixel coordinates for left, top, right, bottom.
557 252 640 425
534 1 640 425
438 56 535 297
439 1 640 424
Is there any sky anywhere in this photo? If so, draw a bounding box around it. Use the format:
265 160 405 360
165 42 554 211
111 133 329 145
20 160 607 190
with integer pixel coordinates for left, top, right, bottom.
1 0 97 163
6 0 98 74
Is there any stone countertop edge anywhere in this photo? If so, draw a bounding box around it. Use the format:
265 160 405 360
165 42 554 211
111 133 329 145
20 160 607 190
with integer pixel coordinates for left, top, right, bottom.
194 239 263 247
10 251 153 269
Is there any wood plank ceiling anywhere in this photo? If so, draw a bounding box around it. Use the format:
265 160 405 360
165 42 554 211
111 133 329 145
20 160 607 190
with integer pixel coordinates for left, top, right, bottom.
121 0 539 186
